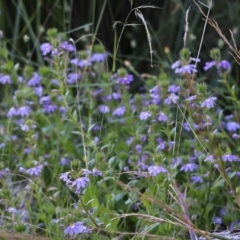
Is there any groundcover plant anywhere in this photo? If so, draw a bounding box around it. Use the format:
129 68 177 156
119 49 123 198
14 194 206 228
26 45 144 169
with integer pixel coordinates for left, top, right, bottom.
1 2 240 240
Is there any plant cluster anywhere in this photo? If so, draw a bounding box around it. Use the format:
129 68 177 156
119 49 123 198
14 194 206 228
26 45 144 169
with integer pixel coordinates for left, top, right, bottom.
0 6 240 240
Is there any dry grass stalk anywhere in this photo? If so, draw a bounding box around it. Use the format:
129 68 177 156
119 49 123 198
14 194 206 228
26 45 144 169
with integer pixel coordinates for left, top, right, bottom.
193 0 240 66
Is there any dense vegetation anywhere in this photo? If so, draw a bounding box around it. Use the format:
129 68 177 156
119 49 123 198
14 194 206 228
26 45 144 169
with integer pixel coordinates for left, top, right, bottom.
0 1 240 239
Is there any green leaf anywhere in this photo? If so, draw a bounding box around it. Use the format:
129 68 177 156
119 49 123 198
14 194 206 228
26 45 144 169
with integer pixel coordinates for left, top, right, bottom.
93 235 110 240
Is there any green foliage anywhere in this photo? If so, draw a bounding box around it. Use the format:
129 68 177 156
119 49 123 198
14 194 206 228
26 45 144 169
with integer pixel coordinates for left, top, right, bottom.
1 1 240 240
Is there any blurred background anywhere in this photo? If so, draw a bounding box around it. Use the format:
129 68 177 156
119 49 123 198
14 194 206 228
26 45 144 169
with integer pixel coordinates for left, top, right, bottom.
1 0 240 80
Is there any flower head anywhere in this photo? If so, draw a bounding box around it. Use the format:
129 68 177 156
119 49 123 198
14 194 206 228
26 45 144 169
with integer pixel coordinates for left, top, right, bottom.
0 74 12 84
115 74 134 85
226 121 240 132
91 53 107 62
201 97 217 109
204 61 216 71
40 43 53 55
28 72 41 86
25 165 43 176
43 104 58 114
99 105 110 114
158 112 167 122
148 165 168 176
112 106 126 116
64 221 91 236
222 154 239 162
172 58 200 74
180 163 198 172
168 84 180 93
59 41 76 52
60 172 70 182
164 93 179 105
139 111 152 120
17 106 31 117
218 60 231 71
191 175 203 183
67 73 81 84
149 86 160 98
71 177 89 193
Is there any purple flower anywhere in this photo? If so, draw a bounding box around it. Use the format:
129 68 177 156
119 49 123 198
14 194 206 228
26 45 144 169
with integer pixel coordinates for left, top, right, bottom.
70 58 79 65
158 112 167 122
64 221 91 236
78 59 91 68
222 154 239 162
59 41 76 52
112 106 126 116
141 135 147 142
60 172 70 182
219 208 226 216
168 84 180 93
156 137 165 150
126 137 134 145
168 141 175 150
180 163 198 172
51 49 58 56
225 114 233 120
7 107 18 117
214 217 222 224
135 144 142 154
39 95 51 105
112 92 121 100
176 64 197 74
93 125 101 131
232 133 240 139
172 58 200 75
17 106 31 117
204 155 214 162
18 76 24 83
60 158 70 166
226 121 240 132
218 60 231 71
91 53 107 62
171 157 182 168
51 79 59 85
0 74 11 84
0 168 9 179
204 61 216 71
43 104 58 114
149 86 159 98
40 43 53 55
164 93 179 105
34 86 43 97
139 111 152 120
21 124 29 132
28 72 41 86
91 168 102 177
25 165 43 176
83 169 91 177
115 74 134 85
201 97 217 109
99 105 110 114
191 175 203 183
67 73 81 84
186 95 197 102
148 165 168 176
7 207 17 214
71 177 89 192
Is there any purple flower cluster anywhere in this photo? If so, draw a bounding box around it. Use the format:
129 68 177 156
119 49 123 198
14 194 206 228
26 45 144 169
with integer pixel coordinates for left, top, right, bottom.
7 106 31 118
19 164 43 176
204 60 231 72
